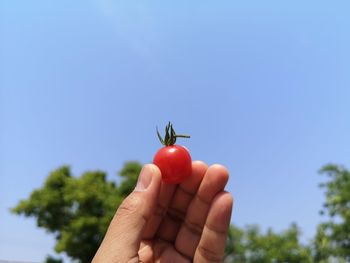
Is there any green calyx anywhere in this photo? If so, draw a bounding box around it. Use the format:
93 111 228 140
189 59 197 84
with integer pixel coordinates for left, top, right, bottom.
157 122 190 146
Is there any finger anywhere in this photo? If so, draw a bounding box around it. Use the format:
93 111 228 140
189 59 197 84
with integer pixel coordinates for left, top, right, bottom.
138 240 154 263
152 240 192 263
194 192 233 263
175 164 229 258
92 164 161 263
142 182 177 239
156 161 208 242
143 161 207 239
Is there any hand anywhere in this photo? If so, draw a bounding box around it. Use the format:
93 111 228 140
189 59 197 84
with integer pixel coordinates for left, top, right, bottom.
93 161 233 263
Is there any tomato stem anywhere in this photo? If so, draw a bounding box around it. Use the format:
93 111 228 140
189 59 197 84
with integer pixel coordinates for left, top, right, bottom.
156 122 190 146
175 135 191 138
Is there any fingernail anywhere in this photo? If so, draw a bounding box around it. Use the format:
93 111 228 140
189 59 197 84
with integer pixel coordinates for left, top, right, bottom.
135 165 153 191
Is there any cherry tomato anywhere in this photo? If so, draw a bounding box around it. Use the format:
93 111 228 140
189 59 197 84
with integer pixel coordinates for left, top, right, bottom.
153 122 192 184
153 145 192 184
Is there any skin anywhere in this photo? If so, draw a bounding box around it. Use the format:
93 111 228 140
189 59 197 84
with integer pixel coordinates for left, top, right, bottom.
93 161 234 263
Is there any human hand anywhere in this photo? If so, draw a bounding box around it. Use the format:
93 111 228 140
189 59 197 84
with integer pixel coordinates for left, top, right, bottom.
93 161 233 263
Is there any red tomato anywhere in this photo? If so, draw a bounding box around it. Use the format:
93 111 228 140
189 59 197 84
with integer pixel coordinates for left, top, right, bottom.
153 145 192 184
153 122 192 184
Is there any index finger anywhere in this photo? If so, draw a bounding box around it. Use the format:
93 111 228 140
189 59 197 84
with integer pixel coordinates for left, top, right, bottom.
142 180 177 239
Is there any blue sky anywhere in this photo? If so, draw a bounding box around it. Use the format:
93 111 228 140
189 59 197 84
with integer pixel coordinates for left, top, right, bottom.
1 0 350 261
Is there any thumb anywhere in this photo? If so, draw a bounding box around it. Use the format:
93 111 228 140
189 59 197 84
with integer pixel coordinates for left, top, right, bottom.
93 164 162 263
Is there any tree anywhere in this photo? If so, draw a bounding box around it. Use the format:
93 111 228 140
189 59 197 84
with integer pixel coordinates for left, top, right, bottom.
224 224 312 263
313 164 350 262
15 161 337 263
225 225 246 262
12 162 142 263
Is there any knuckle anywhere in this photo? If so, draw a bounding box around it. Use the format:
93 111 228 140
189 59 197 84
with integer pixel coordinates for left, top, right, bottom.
184 220 203 236
154 202 167 217
167 206 186 223
198 246 222 263
117 194 143 217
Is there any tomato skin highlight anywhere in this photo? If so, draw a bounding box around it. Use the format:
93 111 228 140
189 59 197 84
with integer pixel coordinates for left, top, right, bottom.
153 145 192 184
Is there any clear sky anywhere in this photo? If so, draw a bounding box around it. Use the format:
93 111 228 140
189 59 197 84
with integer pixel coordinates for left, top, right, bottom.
1 0 350 261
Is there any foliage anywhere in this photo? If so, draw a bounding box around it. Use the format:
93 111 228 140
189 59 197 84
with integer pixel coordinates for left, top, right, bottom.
118 161 142 197
225 224 312 263
313 164 350 262
12 162 350 262
12 162 142 263
45 255 63 263
225 225 246 262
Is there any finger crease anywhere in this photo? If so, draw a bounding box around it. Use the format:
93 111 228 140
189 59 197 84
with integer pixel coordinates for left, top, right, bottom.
174 247 194 262
154 203 167 217
184 219 203 236
197 245 223 262
166 206 186 223
205 222 228 236
178 186 196 197
196 194 212 207
154 237 172 254
117 205 148 225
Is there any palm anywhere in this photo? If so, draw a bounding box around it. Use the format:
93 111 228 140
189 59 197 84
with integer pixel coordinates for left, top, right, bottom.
138 162 233 262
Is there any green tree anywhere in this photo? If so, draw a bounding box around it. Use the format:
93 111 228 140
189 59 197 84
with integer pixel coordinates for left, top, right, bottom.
15 161 337 263
12 162 142 263
225 224 312 263
313 164 350 262
225 225 246 262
